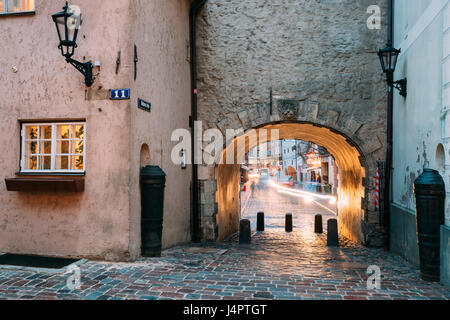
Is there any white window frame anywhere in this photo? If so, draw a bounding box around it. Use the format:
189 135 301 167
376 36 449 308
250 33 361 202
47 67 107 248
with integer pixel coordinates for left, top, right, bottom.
1 0 35 15
20 122 86 174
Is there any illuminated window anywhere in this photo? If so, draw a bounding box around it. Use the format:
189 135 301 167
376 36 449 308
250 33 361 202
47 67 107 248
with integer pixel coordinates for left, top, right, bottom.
21 122 86 173
1 0 34 14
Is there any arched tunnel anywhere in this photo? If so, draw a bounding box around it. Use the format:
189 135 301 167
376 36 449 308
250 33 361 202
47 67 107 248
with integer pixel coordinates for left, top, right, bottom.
214 122 371 245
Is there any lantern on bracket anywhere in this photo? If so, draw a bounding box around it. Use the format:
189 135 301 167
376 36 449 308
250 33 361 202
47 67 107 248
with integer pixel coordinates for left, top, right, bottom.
52 2 93 87
377 44 407 97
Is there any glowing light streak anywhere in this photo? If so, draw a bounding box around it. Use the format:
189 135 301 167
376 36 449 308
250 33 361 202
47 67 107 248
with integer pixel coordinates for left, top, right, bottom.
268 180 336 201
276 189 337 215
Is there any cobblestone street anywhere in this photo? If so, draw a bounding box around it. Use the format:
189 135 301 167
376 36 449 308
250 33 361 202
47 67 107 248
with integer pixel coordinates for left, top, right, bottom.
0 177 449 300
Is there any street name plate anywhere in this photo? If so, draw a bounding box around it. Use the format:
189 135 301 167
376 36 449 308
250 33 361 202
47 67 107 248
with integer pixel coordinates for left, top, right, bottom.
138 98 151 112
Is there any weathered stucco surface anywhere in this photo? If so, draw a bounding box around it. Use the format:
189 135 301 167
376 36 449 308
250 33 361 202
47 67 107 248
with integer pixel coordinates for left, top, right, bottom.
195 0 388 246
128 0 192 258
391 0 450 287
0 0 132 261
392 1 444 215
0 0 192 261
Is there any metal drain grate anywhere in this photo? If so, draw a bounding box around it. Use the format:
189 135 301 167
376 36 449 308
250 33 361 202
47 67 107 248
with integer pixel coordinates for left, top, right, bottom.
0 253 80 269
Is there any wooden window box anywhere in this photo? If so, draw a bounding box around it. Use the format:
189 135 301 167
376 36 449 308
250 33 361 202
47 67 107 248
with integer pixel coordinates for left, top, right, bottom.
0 11 35 17
5 177 85 192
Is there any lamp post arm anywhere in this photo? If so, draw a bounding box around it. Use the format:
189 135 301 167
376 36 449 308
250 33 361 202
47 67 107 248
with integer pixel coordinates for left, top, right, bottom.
385 72 407 98
393 79 407 97
65 57 93 87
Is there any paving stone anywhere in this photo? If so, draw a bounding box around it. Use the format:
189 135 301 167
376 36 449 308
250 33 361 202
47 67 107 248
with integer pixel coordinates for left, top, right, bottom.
0 184 449 300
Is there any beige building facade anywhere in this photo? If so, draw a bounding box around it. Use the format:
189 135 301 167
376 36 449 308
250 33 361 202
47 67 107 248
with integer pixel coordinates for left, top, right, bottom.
0 0 193 261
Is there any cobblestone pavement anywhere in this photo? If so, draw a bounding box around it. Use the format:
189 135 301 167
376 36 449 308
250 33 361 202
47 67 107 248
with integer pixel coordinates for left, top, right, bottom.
241 176 338 231
0 177 449 300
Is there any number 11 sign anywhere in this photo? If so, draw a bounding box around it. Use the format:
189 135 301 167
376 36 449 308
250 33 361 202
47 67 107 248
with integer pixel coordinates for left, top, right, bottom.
110 89 130 100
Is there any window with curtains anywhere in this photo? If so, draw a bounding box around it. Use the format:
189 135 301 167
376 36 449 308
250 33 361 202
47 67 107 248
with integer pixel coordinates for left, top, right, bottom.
0 0 34 14
20 122 86 173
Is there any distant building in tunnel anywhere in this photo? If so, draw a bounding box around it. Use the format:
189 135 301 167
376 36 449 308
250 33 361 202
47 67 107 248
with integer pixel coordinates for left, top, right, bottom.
247 140 281 169
282 141 338 195
281 140 299 177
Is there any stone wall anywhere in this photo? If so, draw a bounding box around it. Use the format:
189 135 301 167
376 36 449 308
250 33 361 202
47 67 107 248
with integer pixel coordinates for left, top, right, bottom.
195 0 388 245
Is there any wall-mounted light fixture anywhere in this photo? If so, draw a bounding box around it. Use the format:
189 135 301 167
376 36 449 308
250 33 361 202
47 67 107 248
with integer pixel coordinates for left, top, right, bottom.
52 2 93 87
377 43 407 97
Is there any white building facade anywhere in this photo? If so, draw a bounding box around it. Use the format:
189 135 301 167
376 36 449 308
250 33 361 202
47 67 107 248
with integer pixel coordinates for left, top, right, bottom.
391 0 450 287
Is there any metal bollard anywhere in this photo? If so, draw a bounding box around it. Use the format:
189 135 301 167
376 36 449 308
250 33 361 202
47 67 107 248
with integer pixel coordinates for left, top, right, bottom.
285 213 293 232
239 219 251 244
413 169 445 281
257 212 265 232
327 219 339 246
140 166 166 257
314 214 323 234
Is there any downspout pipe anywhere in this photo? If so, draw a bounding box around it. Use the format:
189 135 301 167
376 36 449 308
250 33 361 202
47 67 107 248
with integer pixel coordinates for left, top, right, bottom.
384 0 394 251
190 0 207 243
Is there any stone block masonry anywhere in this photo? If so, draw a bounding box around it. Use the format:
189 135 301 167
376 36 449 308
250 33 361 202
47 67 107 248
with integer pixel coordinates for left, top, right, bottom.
195 0 388 245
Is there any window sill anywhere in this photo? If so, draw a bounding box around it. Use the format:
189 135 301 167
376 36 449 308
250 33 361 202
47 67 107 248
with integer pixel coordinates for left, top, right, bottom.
0 11 35 17
5 177 85 192
15 172 86 177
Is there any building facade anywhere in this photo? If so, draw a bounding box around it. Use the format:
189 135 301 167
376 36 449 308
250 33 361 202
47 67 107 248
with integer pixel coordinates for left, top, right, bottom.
281 140 298 178
0 0 193 261
391 0 450 287
247 140 281 169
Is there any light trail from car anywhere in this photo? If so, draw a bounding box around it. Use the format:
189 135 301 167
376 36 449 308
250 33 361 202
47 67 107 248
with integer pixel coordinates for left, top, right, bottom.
276 189 337 215
268 180 336 202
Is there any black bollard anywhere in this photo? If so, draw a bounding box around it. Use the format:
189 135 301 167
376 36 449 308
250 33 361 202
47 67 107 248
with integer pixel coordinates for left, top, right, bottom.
239 219 251 244
413 169 445 281
327 219 339 246
257 212 265 232
314 214 323 234
285 213 293 232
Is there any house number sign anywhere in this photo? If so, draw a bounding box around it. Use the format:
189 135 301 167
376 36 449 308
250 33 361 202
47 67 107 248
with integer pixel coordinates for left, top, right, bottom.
110 89 130 100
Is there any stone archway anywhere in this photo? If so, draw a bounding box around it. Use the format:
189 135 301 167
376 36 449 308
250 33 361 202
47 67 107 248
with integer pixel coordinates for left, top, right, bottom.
194 0 388 248
198 119 384 248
